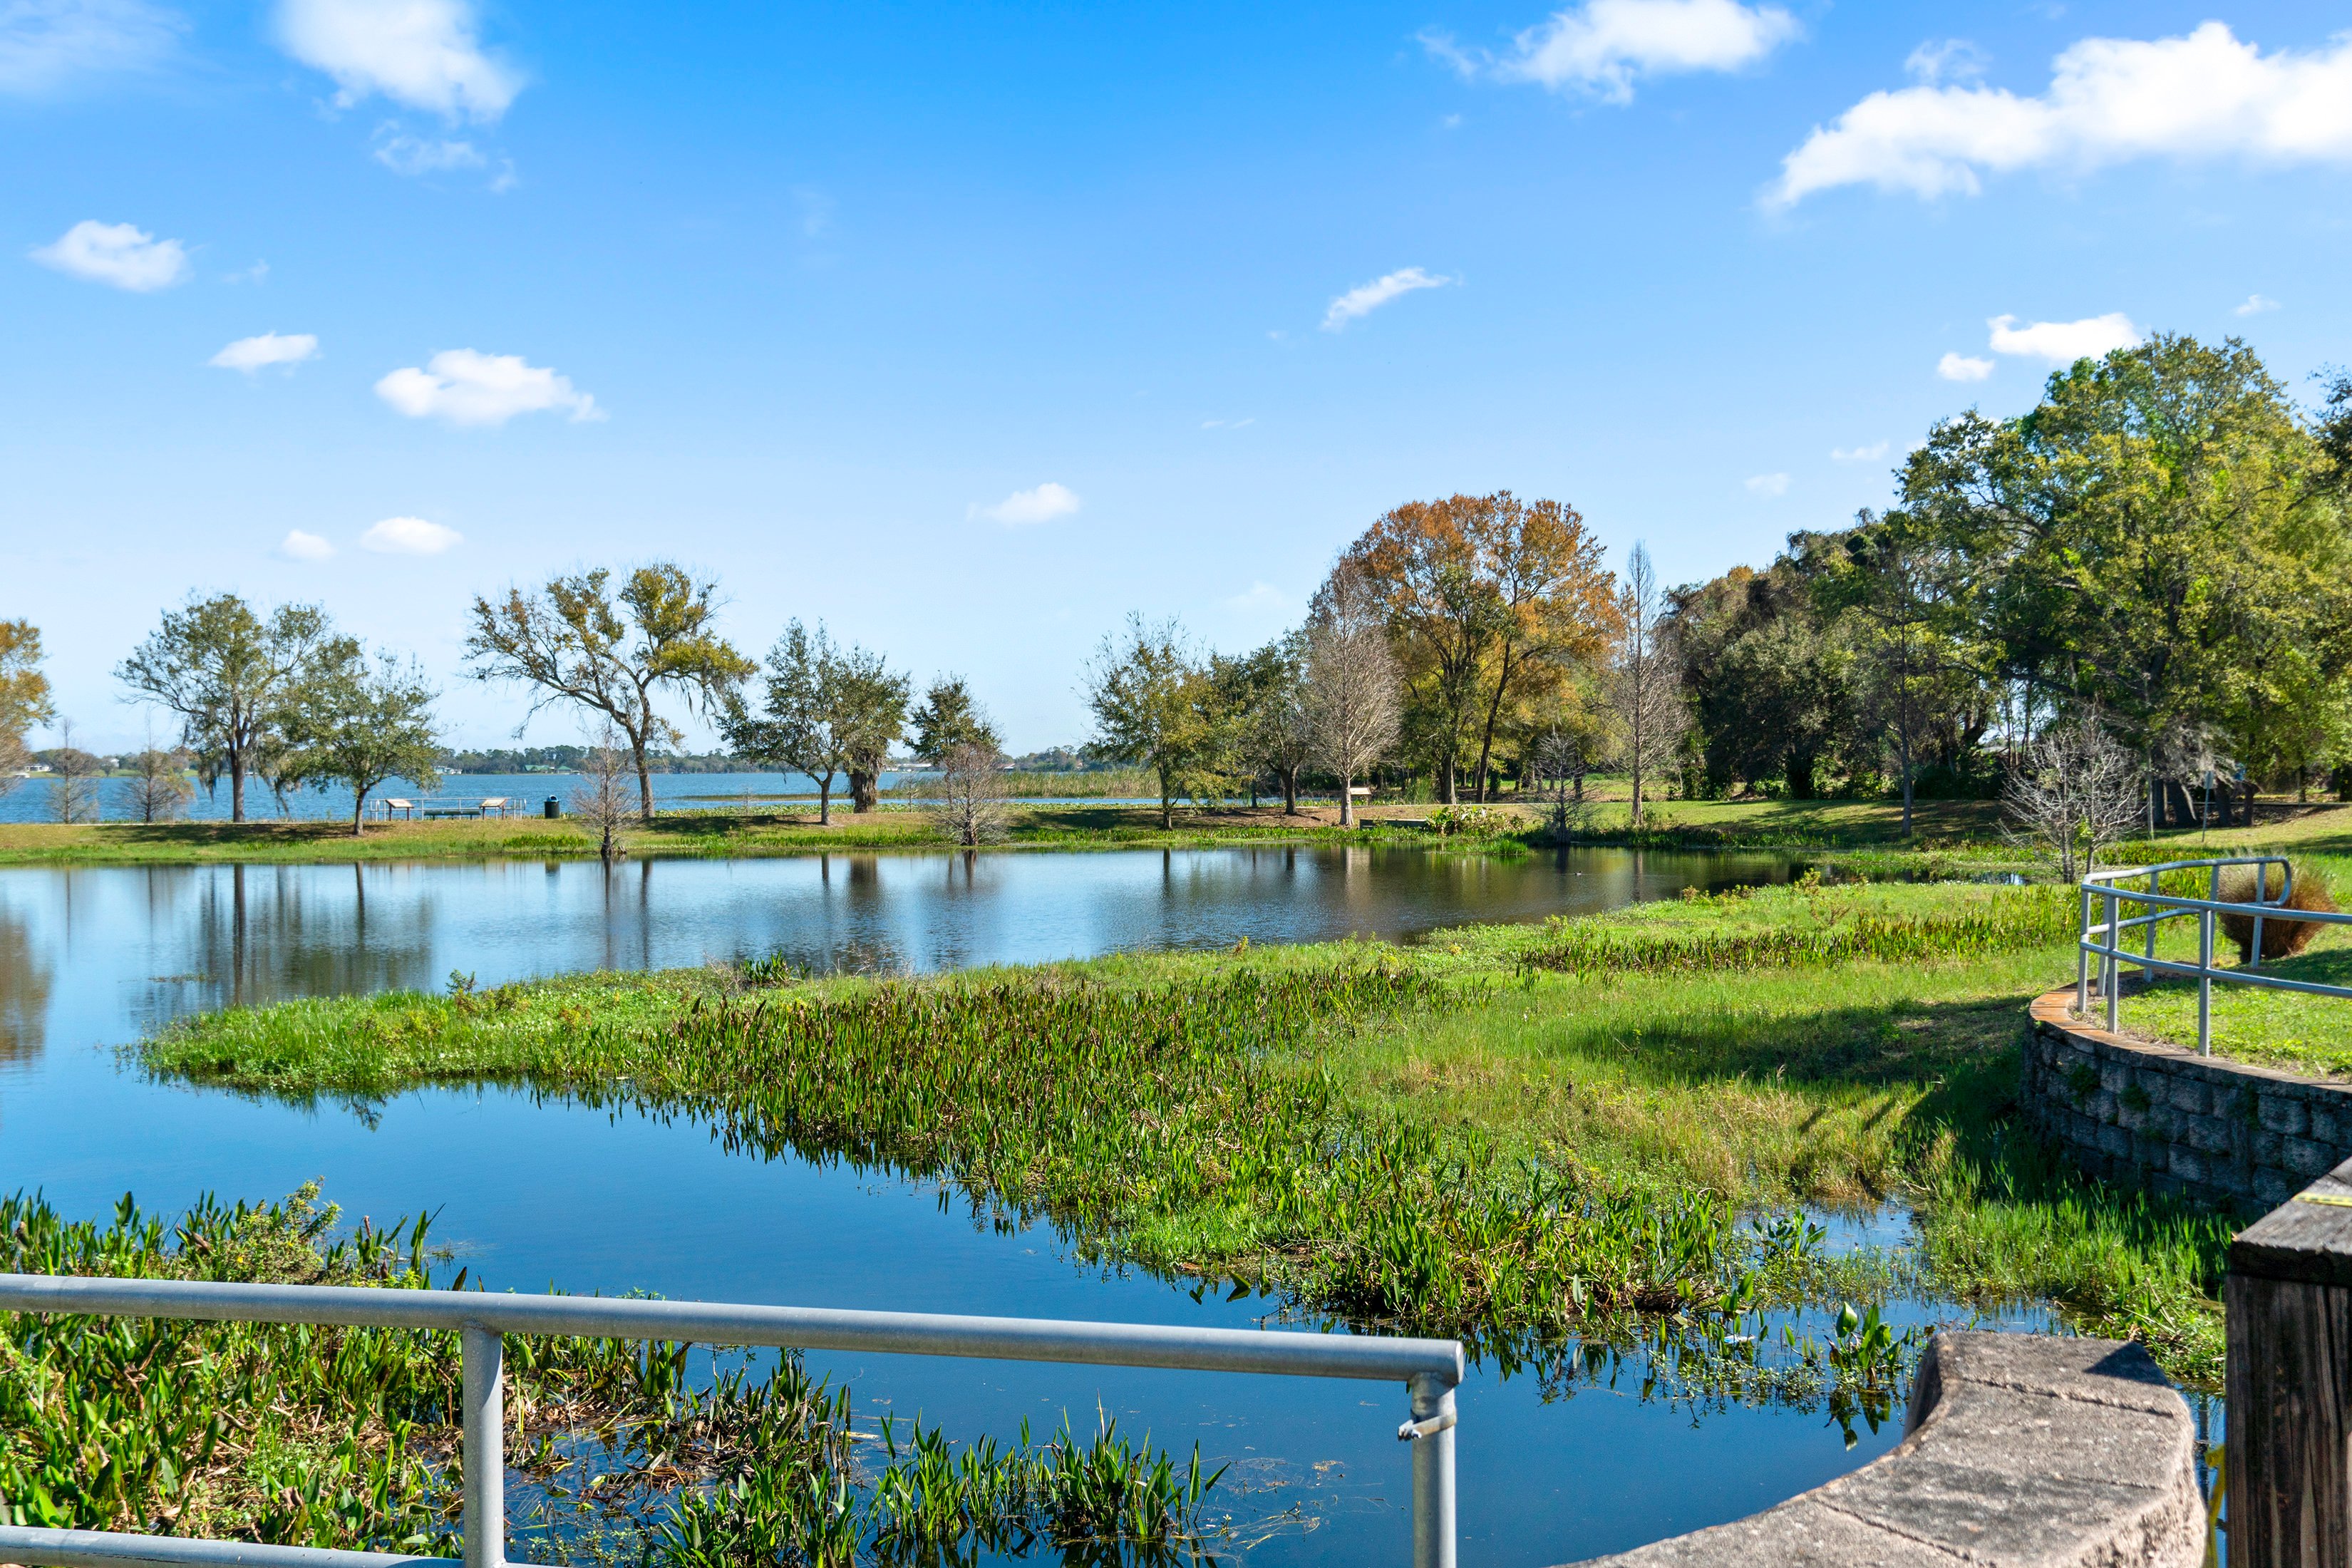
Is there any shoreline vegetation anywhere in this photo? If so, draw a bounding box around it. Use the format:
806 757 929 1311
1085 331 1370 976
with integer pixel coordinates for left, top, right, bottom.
6 790 2351 867
143 876 2235 1391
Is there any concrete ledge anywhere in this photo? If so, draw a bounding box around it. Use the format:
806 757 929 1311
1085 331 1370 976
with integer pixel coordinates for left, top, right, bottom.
2023 989 2352 1209
1556 1331 2201 1568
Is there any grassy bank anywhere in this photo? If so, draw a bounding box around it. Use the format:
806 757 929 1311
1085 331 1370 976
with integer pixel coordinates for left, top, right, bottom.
145 876 2231 1393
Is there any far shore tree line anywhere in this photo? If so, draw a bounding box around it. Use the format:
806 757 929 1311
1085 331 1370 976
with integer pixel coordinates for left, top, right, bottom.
4 334 2348 857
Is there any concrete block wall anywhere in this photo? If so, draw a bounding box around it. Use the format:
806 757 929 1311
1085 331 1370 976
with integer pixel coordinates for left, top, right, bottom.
2023 990 2352 1209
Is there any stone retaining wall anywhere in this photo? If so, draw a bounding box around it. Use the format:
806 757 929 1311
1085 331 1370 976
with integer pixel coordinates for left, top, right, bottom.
1559 1331 2201 1568
2023 989 2352 1209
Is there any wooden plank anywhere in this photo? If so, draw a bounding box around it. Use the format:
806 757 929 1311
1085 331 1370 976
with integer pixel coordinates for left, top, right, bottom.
2232 1155 2352 1565
2228 1272 2352 1568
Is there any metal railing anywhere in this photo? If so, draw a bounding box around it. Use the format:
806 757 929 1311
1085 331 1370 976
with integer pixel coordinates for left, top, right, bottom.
0 1274 1465 1568
2077 856 2352 1055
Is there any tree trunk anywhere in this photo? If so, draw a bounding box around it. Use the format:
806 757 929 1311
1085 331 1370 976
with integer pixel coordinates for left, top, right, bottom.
817 775 833 825
632 736 656 823
1281 767 1298 815
1440 758 1458 807
1899 731 1915 838
229 755 247 823
850 769 877 813
1158 765 1175 830
1339 768 1355 827
351 794 366 837
1472 656 1514 805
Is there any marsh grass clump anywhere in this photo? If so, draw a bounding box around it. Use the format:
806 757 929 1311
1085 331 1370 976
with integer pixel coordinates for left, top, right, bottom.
2219 863 2338 964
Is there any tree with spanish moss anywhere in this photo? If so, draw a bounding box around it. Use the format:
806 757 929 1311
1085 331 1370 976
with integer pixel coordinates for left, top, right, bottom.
465 564 751 823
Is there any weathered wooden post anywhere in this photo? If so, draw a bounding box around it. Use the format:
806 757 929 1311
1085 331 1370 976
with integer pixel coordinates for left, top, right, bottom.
2228 1153 2352 1565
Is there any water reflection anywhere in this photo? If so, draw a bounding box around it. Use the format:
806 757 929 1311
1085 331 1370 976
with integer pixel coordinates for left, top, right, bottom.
0 846 1805 1067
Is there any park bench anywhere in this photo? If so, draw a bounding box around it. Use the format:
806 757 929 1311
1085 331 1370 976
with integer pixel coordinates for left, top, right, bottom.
379 797 514 820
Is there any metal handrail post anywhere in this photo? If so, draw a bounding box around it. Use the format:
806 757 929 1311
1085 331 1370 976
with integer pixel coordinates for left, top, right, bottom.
2146 867 2160 967
1408 1371 1457 1568
2250 857 2273 972
461 1325 504 1568
2076 884 2091 1014
2117 888 2135 1034
2198 908 2214 1057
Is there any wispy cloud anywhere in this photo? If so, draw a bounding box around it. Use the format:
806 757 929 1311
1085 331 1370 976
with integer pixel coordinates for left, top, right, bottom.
211 331 319 372
1224 581 1288 614
1426 0 1797 103
375 349 602 426
0 0 183 96
1321 267 1455 331
371 125 485 175
970 483 1082 526
360 515 462 555
1987 311 2141 363
1201 417 1255 430
31 218 186 290
2234 293 2281 316
275 0 519 120
1771 22 2352 207
1745 471 1790 497
1937 352 1995 382
1830 440 1889 463
278 529 334 562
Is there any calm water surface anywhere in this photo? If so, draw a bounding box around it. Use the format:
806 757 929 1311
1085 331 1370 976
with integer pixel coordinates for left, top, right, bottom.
6 846 1970 1565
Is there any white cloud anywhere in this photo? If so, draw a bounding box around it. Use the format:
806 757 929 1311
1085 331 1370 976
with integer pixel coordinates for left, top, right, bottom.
1987 311 2141 363
2235 293 2280 316
1938 352 1996 381
1436 0 1797 102
359 515 462 555
374 349 601 426
210 331 319 372
1745 471 1790 497
1224 581 1288 614
1831 440 1889 463
1772 22 2352 207
31 218 187 290
1321 267 1455 331
1201 417 1255 430
0 0 182 93
274 0 518 120
371 125 484 174
971 483 1081 527
278 529 334 562
1904 39 1986 86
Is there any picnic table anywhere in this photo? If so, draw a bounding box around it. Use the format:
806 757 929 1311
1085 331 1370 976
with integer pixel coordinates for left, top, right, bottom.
379 796 513 820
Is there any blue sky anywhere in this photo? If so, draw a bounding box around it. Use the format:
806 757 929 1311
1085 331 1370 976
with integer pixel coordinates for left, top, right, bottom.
6 0 2351 751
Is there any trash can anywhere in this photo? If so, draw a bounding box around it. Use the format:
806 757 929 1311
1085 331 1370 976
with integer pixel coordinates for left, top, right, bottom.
544 796 561 819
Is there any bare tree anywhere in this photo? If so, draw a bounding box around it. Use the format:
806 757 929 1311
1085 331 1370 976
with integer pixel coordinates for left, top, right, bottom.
2003 720 2145 881
46 719 103 824
570 728 634 863
125 722 195 823
1303 581 1403 828
1609 542 1685 829
925 740 1012 847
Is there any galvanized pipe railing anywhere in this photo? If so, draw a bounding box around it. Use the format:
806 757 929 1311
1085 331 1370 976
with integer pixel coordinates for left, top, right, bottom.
0 1274 1465 1568
2077 857 2352 1056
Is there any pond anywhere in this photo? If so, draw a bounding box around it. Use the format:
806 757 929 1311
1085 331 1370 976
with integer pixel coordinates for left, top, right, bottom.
1 846 2010 1564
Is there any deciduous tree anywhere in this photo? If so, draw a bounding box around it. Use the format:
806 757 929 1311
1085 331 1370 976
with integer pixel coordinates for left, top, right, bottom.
118 595 330 822
0 621 54 793
1082 615 1219 828
1303 579 1402 828
276 642 443 835
1609 543 1683 829
909 676 1001 760
465 564 751 822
